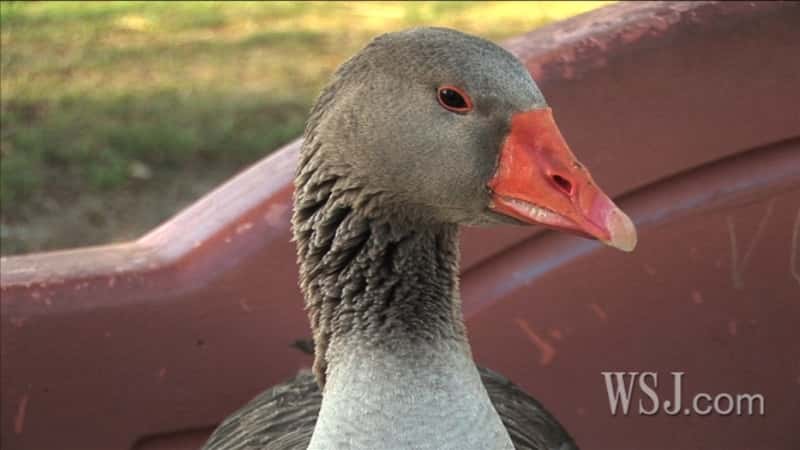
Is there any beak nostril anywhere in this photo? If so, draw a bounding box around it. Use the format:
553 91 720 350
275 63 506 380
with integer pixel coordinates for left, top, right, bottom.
552 174 573 196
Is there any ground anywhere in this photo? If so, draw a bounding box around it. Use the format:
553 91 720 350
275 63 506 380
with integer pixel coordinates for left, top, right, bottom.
0 1 608 255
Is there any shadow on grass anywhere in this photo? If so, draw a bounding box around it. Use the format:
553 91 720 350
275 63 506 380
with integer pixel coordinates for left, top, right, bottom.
1 89 310 254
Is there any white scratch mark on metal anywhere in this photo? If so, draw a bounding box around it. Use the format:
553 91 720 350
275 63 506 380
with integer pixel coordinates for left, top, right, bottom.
791 208 800 288
726 199 775 290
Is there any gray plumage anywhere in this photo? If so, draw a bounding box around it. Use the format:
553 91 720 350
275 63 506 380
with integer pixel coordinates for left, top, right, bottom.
205 368 577 450
204 27 579 450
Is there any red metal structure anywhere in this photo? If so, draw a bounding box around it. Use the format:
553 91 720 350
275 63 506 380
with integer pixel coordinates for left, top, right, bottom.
2 2 799 449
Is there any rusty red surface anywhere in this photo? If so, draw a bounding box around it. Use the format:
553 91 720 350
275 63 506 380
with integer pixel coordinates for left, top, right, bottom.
2 2 799 449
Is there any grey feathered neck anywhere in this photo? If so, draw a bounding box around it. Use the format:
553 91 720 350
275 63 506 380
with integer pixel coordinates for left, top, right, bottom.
292 142 467 387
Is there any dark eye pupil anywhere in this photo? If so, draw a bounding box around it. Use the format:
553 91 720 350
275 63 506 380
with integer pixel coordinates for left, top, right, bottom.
439 89 467 109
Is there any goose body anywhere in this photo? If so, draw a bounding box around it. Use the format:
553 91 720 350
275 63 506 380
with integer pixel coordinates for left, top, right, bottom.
205 27 635 450
205 368 576 450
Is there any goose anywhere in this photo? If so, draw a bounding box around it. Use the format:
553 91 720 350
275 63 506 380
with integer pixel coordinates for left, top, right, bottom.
203 27 636 450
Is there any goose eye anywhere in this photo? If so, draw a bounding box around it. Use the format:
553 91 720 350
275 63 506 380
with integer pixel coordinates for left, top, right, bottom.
437 86 472 113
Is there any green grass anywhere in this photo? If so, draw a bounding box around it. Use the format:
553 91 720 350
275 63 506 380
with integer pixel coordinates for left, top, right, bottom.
0 1 610 255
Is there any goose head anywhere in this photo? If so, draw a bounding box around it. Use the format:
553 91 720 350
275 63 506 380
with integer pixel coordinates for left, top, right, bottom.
303 27 636 252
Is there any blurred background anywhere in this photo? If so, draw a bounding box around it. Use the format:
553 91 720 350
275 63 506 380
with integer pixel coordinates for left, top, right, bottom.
0 1 609 256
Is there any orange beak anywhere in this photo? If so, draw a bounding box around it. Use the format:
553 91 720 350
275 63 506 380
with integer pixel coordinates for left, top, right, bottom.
488 108 637 252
